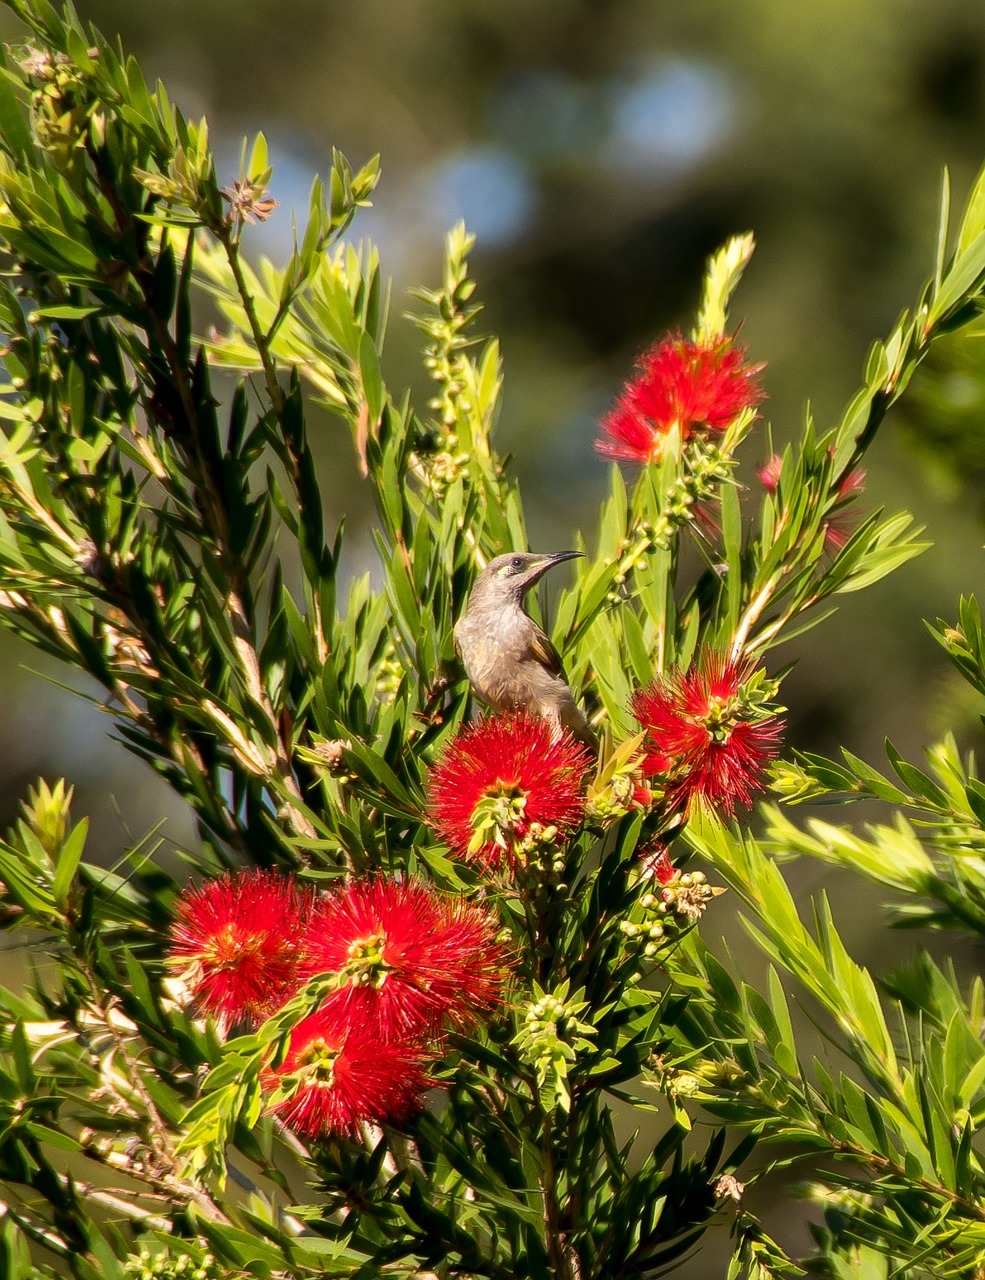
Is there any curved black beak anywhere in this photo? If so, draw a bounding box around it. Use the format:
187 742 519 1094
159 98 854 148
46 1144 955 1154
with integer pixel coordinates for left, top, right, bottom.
518 549 584 593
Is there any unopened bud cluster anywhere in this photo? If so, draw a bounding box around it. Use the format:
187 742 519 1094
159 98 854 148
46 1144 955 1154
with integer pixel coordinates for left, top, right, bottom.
20 46 98 162
124 1249 220 1280
650 444 734 549
606 523 658 599
525 991 569 1032
646 1052 736 1100
604 447 734 606
412 433 471 489
618 910 667 960
411 231 487 490
517 821 566 876
622 868 720 963
374 643 405 704
512 981 596 1112
770 760 829 802
423 341 472 432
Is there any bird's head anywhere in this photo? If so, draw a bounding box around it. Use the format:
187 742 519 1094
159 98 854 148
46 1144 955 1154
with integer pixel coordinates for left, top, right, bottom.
467 550 583 609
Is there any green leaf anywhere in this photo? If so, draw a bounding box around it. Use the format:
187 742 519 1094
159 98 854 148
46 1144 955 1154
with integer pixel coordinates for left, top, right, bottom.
52 816 87 909
24 1123 80 1152
930 229 985 327
33 304 106 321
957 156 985 254
934 167 951 297
10 1021 33 1093
767 966 798 1077
0 61 33 160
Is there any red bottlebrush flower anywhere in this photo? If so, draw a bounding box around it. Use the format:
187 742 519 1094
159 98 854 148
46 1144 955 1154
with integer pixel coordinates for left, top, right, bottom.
168 869 314 1028
428 712 592 868
300 878 508 1040
598 333 765 464
267 1005 430 1139
632 652 783 816
823 465 867 550
756 453 783 491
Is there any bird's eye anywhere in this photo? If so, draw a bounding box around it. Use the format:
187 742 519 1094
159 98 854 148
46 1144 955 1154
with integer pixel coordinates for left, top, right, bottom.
509 556 525 572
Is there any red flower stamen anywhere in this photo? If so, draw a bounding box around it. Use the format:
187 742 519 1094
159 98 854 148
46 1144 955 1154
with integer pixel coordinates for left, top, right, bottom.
267 1005 430 1138
168 869 314 1029
300 878 507 1040
632 652 783 816
598 333 764 464
756 454 783 491
428 712 591 868
759 452 866 551
638 844 676 884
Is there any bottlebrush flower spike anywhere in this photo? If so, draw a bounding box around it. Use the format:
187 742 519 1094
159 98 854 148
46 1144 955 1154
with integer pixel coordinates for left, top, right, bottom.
756 453 783 492
428 712 591 868
632 652 783 816
300 877 508 1040
598 333 764 463
168 869 314 1028
266 1005 430 1139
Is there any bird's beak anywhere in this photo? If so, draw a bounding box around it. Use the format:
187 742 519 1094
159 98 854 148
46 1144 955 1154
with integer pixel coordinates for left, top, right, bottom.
520 549 583 591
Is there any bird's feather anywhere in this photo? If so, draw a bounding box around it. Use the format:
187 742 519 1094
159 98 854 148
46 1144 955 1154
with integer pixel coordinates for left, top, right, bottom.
529 624 567 679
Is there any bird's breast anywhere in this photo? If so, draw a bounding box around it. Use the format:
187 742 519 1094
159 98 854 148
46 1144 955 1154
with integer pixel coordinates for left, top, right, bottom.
455 616 536 710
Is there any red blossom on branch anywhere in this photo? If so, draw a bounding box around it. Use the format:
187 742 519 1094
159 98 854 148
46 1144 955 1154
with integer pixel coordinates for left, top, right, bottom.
758 452 867 551
632 652 783 816
168 869 315 1028
756 453 783 491
821 465 867 550
267 1005 430 1138
597 333 765 464
300 878 508 1040
638 844 676 884
428 712 591 868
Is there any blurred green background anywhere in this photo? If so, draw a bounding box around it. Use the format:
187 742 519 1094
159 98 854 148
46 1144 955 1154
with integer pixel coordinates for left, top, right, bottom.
3 0 985 1264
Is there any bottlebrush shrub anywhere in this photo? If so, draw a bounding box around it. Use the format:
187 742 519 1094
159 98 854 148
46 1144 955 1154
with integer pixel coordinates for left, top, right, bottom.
3 4 985 1279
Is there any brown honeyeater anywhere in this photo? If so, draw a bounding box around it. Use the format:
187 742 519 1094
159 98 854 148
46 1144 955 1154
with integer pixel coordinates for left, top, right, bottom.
453 551 597 750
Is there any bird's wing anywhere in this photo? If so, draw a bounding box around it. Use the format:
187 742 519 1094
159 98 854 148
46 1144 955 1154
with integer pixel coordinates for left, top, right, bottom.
530 623 568 679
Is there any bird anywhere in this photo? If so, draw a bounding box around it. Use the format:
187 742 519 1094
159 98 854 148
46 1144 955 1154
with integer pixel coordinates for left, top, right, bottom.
453 550 598 750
